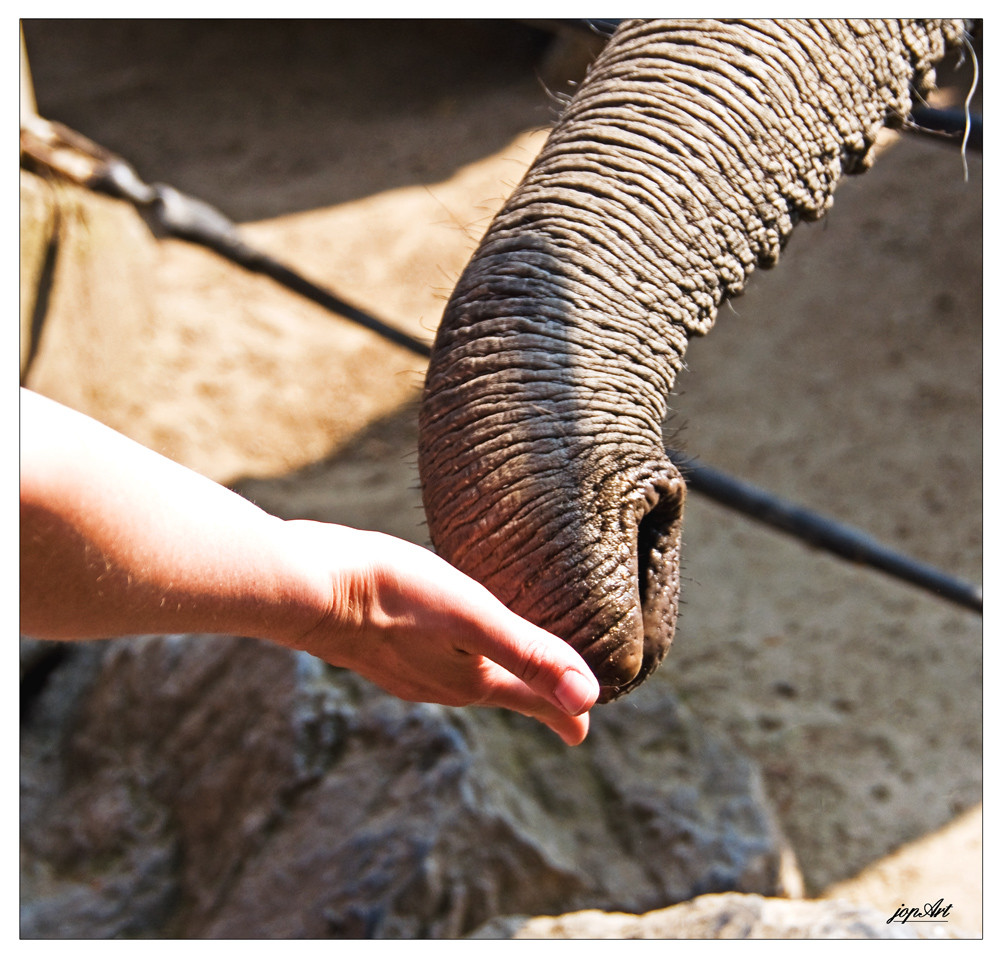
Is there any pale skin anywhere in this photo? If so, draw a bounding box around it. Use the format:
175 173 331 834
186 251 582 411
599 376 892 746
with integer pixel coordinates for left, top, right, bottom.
19 388 599 745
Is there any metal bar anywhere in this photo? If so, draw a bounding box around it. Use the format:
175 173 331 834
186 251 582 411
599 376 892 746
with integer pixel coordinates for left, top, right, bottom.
19 119 434 359
152 185 434 358
908 107 982 151
672 452 982 614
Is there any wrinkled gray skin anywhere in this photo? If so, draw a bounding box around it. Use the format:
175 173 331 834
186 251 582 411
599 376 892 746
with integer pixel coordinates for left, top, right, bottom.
418 19 969 702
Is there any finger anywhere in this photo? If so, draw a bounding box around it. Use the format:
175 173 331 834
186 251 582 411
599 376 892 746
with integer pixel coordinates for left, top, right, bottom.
472 663 593 745
549 711 590 747
387 543 600 716
467 611 601 717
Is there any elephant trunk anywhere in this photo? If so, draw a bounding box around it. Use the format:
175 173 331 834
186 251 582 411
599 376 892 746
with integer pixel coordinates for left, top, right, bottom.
418 19 968 701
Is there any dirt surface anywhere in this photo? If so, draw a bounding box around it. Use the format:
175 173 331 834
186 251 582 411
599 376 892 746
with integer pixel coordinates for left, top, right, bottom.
21 20 982 936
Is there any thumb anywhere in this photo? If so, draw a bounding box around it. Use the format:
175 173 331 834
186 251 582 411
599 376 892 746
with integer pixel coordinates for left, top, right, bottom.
473 611 600 717
402 540 601 715
550 665 601 716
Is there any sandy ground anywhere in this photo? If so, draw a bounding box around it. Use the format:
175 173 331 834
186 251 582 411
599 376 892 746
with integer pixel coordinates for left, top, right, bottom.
21 20 983 937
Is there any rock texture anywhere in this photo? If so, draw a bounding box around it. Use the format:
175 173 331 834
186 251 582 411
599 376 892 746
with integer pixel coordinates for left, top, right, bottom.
469 892 965 939
20 634 796 939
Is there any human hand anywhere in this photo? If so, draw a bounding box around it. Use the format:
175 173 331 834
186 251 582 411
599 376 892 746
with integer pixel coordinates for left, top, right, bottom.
281 521 601 745
19 387 597 741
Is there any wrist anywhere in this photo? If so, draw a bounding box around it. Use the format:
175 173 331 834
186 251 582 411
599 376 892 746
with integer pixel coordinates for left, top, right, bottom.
265 519 368 667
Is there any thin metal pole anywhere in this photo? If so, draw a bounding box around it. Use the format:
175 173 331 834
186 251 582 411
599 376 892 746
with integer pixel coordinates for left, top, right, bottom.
672 452 982 614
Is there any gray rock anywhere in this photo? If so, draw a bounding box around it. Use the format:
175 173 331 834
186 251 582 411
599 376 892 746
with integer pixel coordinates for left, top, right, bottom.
469 893 963 939
20 634 797 938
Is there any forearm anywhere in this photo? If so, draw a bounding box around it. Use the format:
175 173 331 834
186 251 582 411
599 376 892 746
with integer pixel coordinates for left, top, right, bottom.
19 389 599 745
19 388 325 643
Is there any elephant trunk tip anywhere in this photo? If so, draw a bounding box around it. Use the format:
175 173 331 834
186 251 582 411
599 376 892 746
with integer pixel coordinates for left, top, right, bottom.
579 464 687 703
588 633 645 704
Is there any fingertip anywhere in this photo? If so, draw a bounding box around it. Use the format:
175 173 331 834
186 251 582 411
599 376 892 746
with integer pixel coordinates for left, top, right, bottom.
556 711 590 747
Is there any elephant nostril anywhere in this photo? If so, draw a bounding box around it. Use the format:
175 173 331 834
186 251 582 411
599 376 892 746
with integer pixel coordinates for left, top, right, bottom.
636 475 685 622
583 466 686 703
605 470 686 701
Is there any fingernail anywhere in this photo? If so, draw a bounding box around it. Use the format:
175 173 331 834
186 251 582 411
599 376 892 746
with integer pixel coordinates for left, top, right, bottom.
554 669 597 716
